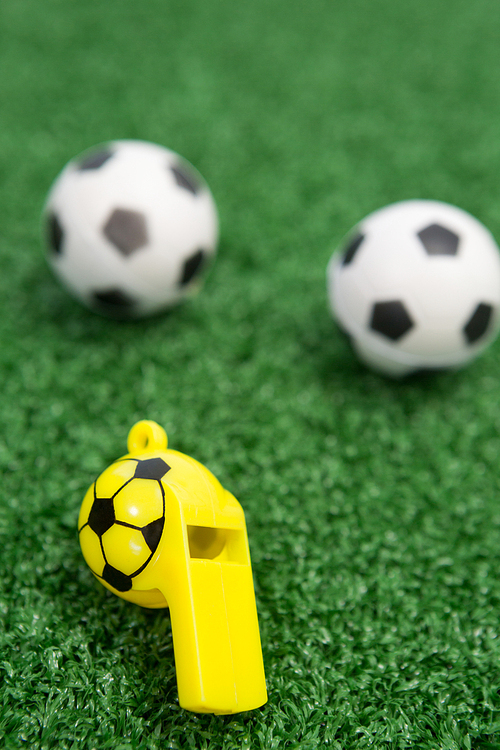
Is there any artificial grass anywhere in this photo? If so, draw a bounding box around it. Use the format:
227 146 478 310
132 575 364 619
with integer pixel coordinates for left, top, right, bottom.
2 0 500 747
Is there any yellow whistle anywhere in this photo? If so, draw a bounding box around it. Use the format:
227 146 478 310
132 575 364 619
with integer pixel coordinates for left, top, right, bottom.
78 420 267 715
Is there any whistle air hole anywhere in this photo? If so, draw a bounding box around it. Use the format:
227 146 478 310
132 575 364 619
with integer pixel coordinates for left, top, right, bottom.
187 526 248 564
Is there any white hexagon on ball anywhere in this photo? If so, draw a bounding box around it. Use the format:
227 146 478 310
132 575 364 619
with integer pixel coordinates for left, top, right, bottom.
43 140 219 318
327 200 500 377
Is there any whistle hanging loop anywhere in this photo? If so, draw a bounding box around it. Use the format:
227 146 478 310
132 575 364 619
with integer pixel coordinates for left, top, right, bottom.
127 420 168 454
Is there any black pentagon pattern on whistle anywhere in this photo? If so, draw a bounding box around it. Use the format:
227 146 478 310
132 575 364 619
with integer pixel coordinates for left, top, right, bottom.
78 148 114 171
417 223 459 256
134 457 171 481
92 289 136 316
463 302 493 344
87 496 115 536
180 249 205 286
342 233 365 266
102 563 132 592
370 300 414 341
142 517 165 553
171 163 201 196
103 208 148 256
47 213 64 255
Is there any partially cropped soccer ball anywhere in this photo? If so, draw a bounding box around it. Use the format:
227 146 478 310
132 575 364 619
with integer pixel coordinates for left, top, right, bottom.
78 455 171 594
327 200 500 377
44 140 218 318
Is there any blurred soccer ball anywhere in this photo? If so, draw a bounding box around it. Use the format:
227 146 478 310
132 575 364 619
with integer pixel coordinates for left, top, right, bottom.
327 200 500 376
44 140 218 318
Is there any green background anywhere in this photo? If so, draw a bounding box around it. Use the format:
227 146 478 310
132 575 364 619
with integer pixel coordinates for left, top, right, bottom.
1 0 500 747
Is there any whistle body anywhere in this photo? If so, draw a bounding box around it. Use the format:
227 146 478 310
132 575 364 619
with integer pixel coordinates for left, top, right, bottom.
78 421 267 714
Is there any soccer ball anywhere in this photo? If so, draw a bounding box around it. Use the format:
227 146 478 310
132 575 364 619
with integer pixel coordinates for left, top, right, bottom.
78 453 171 604
43 140 219 318
327 200 500 377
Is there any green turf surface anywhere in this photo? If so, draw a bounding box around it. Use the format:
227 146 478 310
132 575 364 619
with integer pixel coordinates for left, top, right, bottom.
2 0 500 747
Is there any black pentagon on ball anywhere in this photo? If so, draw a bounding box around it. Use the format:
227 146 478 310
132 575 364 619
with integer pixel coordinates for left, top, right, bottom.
47 212 64 255
103 208 148 256
342 233 365 266
92 288 137 317
88 496 115 536
180 249 206 286
142 517 165 553
134 457 171 481
171 163 201 196
370 300 414 341
102 563 132 592
463 302 493 344
77 148 114 171
417 223 459 256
